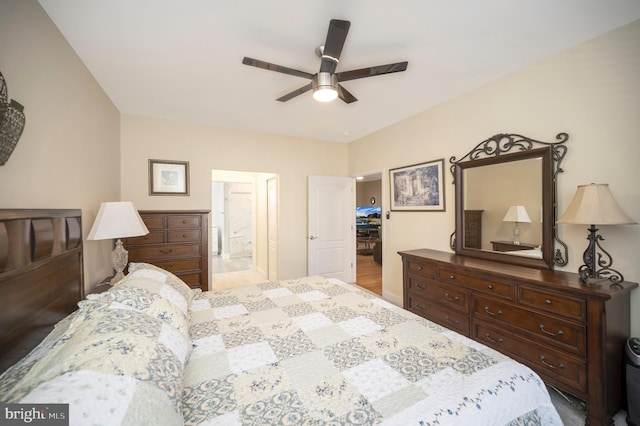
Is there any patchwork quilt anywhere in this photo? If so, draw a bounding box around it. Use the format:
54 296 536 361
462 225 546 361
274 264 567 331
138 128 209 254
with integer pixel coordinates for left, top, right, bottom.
183 276 562 425
0 268 563 425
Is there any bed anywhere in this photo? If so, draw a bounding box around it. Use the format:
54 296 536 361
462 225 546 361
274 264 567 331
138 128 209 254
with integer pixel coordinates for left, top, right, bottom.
0 209 562 425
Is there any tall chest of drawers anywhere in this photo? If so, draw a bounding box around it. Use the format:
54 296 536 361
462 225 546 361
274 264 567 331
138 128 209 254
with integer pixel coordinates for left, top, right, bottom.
399 248 637 426
463 210 483 249
124 210 209 291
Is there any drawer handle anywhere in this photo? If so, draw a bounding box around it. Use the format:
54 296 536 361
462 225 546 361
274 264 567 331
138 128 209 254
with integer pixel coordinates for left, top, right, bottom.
540 356 564 370
449 275 455 279
417 284 427 290
487 284 493 290
485 333 503 344
417 266 423 271
445 316 459 325
539 324 564 337
182 220 187 224
159 249 173 254
444 293 459 302
182 234 187 238
484 306 502 316
545 299 552 305
416 304 427 311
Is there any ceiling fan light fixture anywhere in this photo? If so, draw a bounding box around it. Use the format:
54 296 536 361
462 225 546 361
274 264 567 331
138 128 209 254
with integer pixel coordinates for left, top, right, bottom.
312 72 338 102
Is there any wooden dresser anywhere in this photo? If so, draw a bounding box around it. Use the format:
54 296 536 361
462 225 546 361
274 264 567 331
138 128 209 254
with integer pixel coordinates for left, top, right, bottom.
399 248 637 426
124 210 209 291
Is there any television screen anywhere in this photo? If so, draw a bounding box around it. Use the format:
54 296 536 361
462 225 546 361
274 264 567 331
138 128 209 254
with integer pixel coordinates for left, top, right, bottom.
356 205 381 227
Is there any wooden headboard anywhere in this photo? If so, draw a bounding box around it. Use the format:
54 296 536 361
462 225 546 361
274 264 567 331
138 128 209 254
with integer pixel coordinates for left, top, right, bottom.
0 209 84 373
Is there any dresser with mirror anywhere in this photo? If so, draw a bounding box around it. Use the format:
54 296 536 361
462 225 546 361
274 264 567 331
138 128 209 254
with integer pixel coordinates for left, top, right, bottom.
400 133 637 426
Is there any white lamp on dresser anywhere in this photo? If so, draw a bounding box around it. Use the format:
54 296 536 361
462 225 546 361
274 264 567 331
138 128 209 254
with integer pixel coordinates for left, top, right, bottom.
557 183 637 283
88 201 149 285
502 205 531 245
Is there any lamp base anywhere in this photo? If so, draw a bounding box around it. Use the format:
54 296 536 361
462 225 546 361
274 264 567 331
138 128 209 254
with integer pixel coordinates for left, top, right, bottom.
512 223 521 245
579 225 624 284
110 239 129 286
110 271 126 286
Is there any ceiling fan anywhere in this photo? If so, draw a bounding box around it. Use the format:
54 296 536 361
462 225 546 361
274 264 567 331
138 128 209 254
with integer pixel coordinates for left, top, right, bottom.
242 19 408 104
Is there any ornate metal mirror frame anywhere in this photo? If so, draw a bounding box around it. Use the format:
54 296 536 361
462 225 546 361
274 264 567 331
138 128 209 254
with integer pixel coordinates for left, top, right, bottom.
449 133 569 269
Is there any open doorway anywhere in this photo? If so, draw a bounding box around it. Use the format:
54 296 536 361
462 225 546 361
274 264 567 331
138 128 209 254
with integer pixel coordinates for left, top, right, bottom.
355 172 382 295
211 169 278 288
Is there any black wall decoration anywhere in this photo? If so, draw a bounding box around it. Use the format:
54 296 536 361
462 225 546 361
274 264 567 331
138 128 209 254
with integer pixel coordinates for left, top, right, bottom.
0 71 26 165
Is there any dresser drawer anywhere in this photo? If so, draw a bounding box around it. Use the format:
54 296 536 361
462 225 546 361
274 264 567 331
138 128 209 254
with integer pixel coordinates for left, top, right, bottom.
141 215 165 229
406 260 435 278
168 229 201 243
473 295 586 356
407 294 469 336
168 215 201 228
473 322 587 394
408 274 468 312
175 272 202 289
129 243 201 260
126 230 165 246
149 258 201 274
438 268 513 300
518 286 586 322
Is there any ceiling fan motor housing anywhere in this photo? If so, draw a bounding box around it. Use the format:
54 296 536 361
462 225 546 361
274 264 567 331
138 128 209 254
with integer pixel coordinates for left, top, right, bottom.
313 72 338 91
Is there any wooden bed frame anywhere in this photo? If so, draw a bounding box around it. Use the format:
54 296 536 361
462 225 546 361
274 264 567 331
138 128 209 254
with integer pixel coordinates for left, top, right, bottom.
0 209 84 374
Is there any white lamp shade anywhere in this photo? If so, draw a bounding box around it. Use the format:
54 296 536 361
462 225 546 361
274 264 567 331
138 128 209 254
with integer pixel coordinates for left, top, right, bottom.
88 201 149 240
557 183 637 225
503 205 531 223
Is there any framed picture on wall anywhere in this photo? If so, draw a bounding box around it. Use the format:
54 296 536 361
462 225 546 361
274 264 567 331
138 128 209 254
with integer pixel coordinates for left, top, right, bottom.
149 159 190 196
390 158 445 211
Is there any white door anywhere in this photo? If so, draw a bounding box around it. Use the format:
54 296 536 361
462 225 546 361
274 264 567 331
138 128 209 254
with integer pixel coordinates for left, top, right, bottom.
267 177 278 280
308 176 355 282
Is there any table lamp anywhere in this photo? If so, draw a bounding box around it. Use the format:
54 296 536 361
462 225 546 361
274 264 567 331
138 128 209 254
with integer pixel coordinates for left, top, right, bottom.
557 183 636 283
503 205 531 245
88 201 149 285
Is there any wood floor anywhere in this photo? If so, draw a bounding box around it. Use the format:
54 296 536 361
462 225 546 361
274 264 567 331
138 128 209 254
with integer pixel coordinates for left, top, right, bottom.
355 254 382 295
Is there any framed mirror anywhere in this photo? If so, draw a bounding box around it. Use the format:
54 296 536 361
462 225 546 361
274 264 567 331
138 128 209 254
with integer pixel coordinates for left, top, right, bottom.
450 133 569 269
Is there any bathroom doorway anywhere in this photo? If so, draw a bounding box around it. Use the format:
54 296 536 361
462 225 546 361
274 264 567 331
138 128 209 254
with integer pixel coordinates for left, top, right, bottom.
211 170 278 282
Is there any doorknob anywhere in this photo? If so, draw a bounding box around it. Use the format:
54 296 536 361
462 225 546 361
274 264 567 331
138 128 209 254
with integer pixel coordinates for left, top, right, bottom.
309 235 318 240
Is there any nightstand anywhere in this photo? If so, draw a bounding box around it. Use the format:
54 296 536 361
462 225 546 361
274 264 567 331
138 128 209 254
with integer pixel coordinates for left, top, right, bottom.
490 241 537 252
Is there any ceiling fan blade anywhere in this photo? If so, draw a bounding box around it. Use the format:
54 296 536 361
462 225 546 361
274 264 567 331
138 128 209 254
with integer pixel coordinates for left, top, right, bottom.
337 84 357 104
276 83 313 102
320 19 350 74
243 57 313 80
337 61 408 82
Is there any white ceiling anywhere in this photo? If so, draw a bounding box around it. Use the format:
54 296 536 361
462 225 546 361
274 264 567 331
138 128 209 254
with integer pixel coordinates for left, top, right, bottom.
38 1 640 143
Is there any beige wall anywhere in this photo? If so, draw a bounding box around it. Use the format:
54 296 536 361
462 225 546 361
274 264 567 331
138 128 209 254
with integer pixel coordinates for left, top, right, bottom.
120 114 349 280
356 180 382 208
349 20 640 335
0 0 121 292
